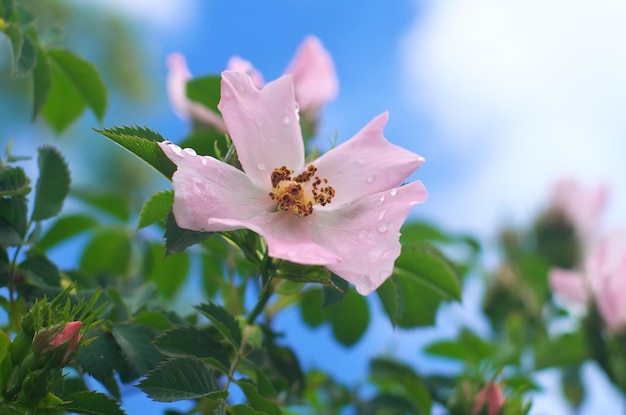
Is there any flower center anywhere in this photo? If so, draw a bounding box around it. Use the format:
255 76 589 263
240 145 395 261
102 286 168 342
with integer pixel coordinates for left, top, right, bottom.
268 165 335 217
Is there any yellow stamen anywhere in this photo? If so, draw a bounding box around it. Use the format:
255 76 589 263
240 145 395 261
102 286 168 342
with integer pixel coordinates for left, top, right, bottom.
268 165 335 217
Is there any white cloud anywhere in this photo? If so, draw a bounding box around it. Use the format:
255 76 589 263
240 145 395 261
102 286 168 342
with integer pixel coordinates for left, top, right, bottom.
82 0 199 31
402 0 626 234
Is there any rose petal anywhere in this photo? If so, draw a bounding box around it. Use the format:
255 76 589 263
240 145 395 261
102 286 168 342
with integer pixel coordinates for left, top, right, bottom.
285 36 338 114
310 181 428 295
548 268 588 303
160 142 272 232
218 71 305 188
166 53 227 132
227 56 265 88
313 113 424 207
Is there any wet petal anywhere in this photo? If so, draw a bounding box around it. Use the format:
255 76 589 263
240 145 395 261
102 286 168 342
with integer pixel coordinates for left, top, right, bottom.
227 56 265 88
313 113 424 207
166 53 226 132
218 71 305 188
285 36 338 114
310 181 428 295
159 142 272 232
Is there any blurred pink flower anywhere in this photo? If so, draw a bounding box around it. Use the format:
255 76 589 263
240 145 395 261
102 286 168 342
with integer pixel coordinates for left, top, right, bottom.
159 71 426 295
548 268 588 304
549 178 608 236
472 382 505 415
167 36 337 130
166 53 227 132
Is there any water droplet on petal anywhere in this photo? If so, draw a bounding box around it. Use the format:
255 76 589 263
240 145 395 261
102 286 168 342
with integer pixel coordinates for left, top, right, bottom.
366 175 376 183
282 115 291 125
257 163 266 170
409 201 419 206
379 250 391 260
379 195 386 203
171 145 183 156
200 158 208 166
192 181 203 196
378 210 387 220
265 218 271 224
377 221 391 233
390 188 398 196
183 147 197 156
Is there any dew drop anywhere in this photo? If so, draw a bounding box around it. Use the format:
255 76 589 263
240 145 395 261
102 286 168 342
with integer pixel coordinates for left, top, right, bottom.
377 221 391 233
200 158 208 166
390 188 398 196
257 163 266 170
378 195 386 203
379 250 391 260
183 147 197 156
282 115 291 125
409 201 418 206
171 145 183 156
191 181 203 196
378 210 387 220
366 175 376 183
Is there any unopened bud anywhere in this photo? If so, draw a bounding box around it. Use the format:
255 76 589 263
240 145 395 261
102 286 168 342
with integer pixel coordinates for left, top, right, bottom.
472 382 505 415
32 321 82 368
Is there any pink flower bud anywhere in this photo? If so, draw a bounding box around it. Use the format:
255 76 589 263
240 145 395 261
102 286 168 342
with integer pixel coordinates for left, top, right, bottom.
33 321 82 368
472 382 505 415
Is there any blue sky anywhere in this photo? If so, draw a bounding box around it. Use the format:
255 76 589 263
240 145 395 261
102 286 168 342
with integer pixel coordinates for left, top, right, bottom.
6 0 626 412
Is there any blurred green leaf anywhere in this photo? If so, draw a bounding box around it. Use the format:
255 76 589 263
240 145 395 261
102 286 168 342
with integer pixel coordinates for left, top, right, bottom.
31 146 70 221
133 310 175 331
146 243 189 299
195 302 242 350
4 22 22 73
376 276 401 327
58 391 125 415
138 356 222 402
46 49 107 120
94 126 176 179
112 322 162 381
299 289 328 328
32 44 52 120
229 405 269 415
80 228 133 277
180 129 229 159
72 189 131 222
138 190 173 229
15 30 36 77
0 197 27 245
329 289 369 347
236 379 282 415
535 331 588 370
43 53 86 132
164 211 212 255
19 251 60 288
369 358 431 414
0 166 30 197
275 262 335 289
186 76 221 113
38 214 97 250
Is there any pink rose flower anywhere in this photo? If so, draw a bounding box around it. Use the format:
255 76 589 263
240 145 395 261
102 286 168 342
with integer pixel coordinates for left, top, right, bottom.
472 382 505 415
159 71 427 295
167 36 338 131
549 178 608 236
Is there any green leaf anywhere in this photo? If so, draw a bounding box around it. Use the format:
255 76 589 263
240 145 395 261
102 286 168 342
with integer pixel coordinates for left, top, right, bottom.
0 166 30 196
32 44 52 120
180 129 229 159
0 197 27 245
376 276 401 327
132 310 175 331
298 289 328 328
229 405 270 415
138 190 173 229
15 31 36 77
74 330 122 399
38 214 97 250
4 22 22 73
80 229 133 277
31 146 71 221
153 326 231 372
72 189 131 221
19 251 61 287
369 358 432 414
535 331 588 370
58 391 125 415
138 356 222 402
322 274 348 307
42 56 86 133
46 49 107 120
94 126 176 179
275 262 335 289
186 75 221 113
329 289 369 347
164 210 212 255
236 379 282 415
146 243 189 298
395 243 462 300
112 322 162 380
0 329 11 390
195 302 242 350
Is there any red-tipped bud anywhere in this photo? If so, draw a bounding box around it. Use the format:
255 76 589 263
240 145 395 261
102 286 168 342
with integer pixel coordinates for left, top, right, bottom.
32 321 82 368
472 382 505 415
